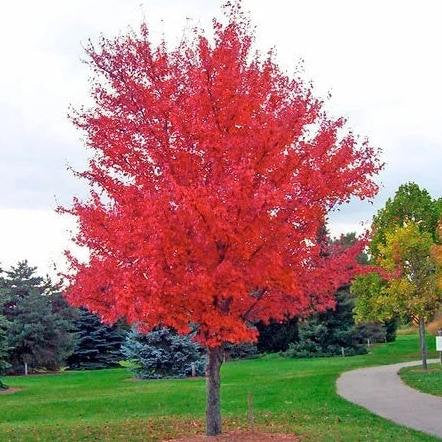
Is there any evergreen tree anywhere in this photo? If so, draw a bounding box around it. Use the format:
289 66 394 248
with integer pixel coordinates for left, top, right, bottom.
384 317 399 342
284 287 367 358
0 315 10 389
7 290 74 374
224 342 258 360
0 262 74 374
67 309 126 370
256 317 299 353
332 232 369 264
0 261 54 320
354 321 387 344
122 328 206 379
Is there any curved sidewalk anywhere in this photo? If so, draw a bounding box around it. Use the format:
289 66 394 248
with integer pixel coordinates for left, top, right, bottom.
337 359 442 439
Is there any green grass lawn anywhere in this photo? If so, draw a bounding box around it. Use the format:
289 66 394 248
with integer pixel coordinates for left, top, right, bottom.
0 334 438 441
400 363 442 397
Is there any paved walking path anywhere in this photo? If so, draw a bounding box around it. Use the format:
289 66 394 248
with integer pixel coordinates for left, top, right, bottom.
337 359 442 439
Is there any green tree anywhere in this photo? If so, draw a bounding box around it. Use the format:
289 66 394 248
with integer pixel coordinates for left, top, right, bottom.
67 309 126 370
0 262 74 374
354 223 441 368
284 286 367 358
353 183 442 369
256 317 299 353
0 261 54 318
122 328 206 379
370 182 442 257
0 315 10 389
7 290 74 374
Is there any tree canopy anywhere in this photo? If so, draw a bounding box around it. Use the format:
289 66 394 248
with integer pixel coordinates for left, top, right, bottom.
64 9 381 347
63 3 381 435
370 182 442 257
354 223 440 323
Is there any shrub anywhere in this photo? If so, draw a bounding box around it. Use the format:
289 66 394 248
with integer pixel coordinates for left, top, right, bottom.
224 342 258 360
354 322 386 344
354 318 399 345
384 317 399 342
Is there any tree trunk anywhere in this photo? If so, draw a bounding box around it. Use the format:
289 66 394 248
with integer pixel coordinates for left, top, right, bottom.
24 362 28 376
418 318 428 370
206 346 223 436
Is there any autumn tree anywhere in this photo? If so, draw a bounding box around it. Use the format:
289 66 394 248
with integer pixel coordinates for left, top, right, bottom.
63 4 381 435
433 221 442 290
370 182 442 257
353 223 441 368
352 183 442 369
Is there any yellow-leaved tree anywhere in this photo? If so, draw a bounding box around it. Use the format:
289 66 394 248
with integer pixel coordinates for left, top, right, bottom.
353 221 442 369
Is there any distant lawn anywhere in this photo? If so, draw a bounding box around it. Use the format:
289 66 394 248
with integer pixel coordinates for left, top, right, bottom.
0 334 438 441
400 363 442 397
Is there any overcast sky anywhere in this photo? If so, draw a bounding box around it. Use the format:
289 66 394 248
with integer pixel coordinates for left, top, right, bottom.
1 0 441 276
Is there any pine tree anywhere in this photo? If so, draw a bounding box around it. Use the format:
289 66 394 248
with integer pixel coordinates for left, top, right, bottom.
256 318 299 353
0 262 74 374
0 261 53 319
224 342 258 360
7 290 74 374
67 309 126 370
0 315 10 389
284 287 367 358
122 328 206 379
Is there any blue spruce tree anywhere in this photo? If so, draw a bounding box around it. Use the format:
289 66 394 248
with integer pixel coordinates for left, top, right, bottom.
122 328 206 379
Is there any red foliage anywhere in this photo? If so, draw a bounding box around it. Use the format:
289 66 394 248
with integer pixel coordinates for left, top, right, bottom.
63 6 382 347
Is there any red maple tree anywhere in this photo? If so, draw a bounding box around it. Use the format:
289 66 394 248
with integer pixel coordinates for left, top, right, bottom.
63 4 381 435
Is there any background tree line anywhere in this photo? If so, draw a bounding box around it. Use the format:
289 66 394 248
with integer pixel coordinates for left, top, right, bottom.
2 182 440 385
0 262 127 388
0 234 398 386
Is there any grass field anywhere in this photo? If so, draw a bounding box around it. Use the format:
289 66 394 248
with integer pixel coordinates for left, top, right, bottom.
400 363 442 397
0 334 438 441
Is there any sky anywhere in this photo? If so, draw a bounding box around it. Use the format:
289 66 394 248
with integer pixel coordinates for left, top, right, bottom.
0 0 441 276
